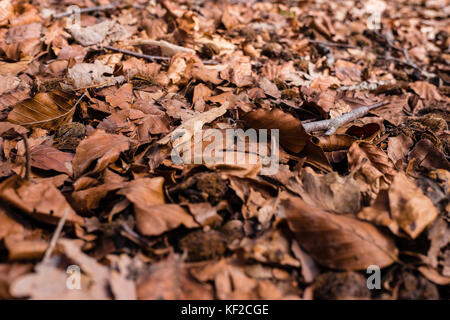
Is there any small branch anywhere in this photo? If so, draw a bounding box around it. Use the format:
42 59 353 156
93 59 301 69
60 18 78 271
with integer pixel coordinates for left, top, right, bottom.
309 40 357 49
104 45 170 62
53 4 117 19
104 46 219 65
126 39 195 56
18 133 31 181
302 101 388 135
43 208 70 262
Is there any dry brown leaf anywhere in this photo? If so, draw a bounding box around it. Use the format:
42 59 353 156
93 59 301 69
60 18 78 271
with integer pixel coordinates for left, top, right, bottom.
242 108 309 153
0 57 33 76
72 130 130 178
0 175 84 226
7 91 77 130
0 75 20 95
281 195 398 270
10 239 111 299
137 253 213 299
62 60 125 90
409 139 450 171
409 81 443 101
299 167 361 214
348 142 396 181
313 134 356 152
0 0 13 26
387 133 414 166
119 177 198 236
358 172 438 239
30 144 73 176
158 102 228 145
67 20 129 46
5 236 48 261
0 263 32 299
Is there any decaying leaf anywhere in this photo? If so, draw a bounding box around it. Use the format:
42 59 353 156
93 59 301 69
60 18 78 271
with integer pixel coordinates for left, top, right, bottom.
0 175 84 226
298 167 361 214
137 253 213 299
358 172 438 239
282 195 398 270
7 91 77 129
0 75 20 95
72 130 130 178
62 60 125 90
66 20 129 47
30 144 73 176
242 108 310 153
118 177 198 236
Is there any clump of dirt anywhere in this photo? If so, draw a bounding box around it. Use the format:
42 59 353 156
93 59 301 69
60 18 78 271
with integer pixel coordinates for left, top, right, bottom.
396 270 439 300
313 272 371 299
196 173 228 204
53 122 86 151
178 229 227 261
221 220 245 242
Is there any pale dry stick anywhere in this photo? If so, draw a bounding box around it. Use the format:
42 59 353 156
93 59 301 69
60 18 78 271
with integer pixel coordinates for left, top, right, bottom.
127 39 196 56
53 3 117 19
308 40 358 49
43 208 70 262
104 45 219 65
104 45 170 62
302 101 388 135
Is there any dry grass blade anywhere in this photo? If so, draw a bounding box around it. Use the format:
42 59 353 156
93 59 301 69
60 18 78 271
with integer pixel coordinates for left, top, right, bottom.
7 91 78 130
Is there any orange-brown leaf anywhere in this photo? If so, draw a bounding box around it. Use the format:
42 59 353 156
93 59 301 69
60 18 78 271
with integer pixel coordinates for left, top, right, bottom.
282 196 398 270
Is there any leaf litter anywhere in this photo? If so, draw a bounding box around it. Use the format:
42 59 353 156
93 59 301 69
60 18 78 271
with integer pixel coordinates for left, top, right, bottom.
0 0 449 300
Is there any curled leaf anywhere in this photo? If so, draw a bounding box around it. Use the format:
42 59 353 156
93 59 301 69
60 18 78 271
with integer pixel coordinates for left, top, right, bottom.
281 195 398 270
242 108 309 153
72 130 130 178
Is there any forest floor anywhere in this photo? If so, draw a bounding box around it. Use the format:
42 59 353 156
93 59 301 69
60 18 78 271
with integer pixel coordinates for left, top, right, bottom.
0 0 449 299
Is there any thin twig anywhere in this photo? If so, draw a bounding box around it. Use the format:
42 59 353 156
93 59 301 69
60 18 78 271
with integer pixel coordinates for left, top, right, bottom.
18 133 31 181
309 39 357 49
53 4 117 19
302 101 388 135
374 30 434 78
104 46 219 65
43 208 70 262
104 45 170 62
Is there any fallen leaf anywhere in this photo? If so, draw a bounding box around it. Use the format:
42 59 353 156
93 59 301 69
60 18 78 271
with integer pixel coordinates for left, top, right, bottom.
62 60 125 90
298 167 361 214
0 0 13 26
0 75 20 95
30 144 73 176
72 130 130 178
119 177 198 236
137 253 213 299
0 175 84 225
67 20 129 46
410 81 443 101
282 195 398 270
7 91 77 130
242 108 309 153
359 172 438 239
409 139 450 171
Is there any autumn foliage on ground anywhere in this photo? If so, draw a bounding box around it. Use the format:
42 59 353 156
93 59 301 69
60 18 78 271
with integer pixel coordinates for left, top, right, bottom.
0 0 449 299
